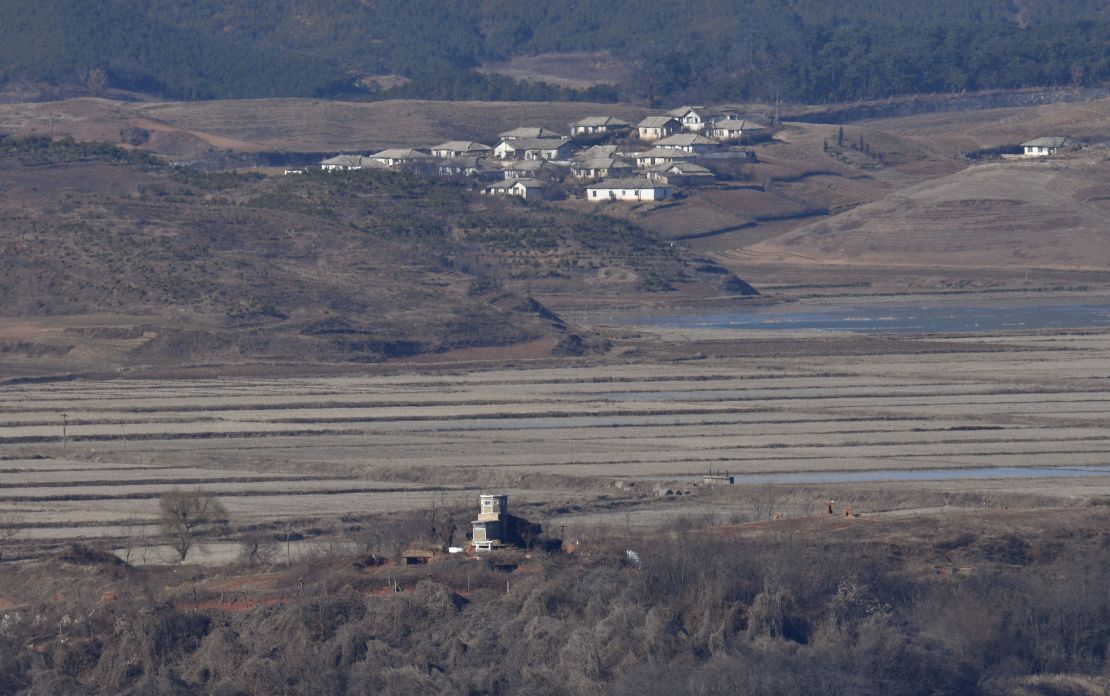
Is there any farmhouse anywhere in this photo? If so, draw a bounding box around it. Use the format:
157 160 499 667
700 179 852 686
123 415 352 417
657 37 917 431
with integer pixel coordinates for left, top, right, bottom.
484 178 546 201
637 116 682 141
571 158 633 180
499 126 565 140
645 161 715 186
431 141 492 158
667 106 713 132
586 177 673 202
633 147 697 167
320 154 384 171
708 118 766 142
435 156 500 180
655 133 719 154
370 148 433 167
494 138 574 161
500 159 552 179
1021 137 1075 157
570 116 631 136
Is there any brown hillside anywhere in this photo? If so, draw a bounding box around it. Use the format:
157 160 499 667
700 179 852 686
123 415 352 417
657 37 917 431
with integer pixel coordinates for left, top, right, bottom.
737 152 1110 271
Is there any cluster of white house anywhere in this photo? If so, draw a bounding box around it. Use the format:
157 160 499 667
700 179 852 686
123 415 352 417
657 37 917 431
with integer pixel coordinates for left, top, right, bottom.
318 105 769 203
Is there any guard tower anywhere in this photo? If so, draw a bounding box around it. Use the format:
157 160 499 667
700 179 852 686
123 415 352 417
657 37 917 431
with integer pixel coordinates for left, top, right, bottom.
471 494 508 551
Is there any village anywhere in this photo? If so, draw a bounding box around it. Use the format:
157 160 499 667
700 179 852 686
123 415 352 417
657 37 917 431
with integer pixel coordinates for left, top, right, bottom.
308 104 1079 209
312 105 773 203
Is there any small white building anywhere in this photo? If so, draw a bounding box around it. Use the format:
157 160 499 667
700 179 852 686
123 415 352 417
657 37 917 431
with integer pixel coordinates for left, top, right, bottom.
586 177 673 202
493 138 574 161
320 154 384 171
667 106 713 132
654 133 719 154
708 118 766 142
369 148 433 167
645 161 715 186
499 126 566 140
570 116 630 136
637 116 682 141
431 141 492 159
1021 137 1075 157
632 147 696 168
571 158 633 180
484 178 546 201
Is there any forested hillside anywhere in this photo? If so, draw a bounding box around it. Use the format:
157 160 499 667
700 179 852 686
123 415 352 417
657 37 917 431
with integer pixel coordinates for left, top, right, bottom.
1 0 1108 103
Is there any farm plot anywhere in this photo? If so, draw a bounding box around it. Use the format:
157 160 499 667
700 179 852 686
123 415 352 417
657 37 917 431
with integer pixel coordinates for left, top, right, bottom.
2 329 1110 550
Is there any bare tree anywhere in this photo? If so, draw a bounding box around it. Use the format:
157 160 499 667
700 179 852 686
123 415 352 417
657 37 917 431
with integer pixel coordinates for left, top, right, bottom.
238 529 278 566
159 490 228 563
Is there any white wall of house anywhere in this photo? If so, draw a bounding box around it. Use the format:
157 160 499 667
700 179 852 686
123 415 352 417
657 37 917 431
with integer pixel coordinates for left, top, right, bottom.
588 185 672 202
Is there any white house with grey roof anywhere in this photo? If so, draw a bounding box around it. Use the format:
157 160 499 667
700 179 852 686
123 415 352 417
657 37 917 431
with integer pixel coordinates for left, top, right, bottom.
633 147 697 167
655 133 719 154
499 126 565 140
586 177 673 202
708 119 766 142
571 158 633 180
1021 137 1075 157
637 116 682 141
484 178 546 201
570 116 630 136
320 154 390 172
430 141 492 159
370 148 433 167
667 106 714 132
494 138 574 161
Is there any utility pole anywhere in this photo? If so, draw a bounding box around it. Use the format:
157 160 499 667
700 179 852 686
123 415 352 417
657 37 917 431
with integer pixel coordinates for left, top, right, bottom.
61 413 68 453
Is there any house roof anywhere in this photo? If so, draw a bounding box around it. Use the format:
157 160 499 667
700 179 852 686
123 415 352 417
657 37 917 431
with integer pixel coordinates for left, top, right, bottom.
485 177 545 190
572 145 618 162
656 133 717 147
587 177 672 190
499 127 566 139
667 162 713 175
371 148 431 160
321 154 367 167
496 138 572 151
633 147 696 160
432 141 491 153
572 116 630 128
1022 136 1073 148
712 118 765 131
667 105 706 117
574 158 633 170
638 116 680 128
501 159 548 170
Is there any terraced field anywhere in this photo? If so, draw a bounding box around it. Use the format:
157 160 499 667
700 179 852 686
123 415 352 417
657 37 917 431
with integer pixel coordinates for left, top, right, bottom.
3 328 1110 553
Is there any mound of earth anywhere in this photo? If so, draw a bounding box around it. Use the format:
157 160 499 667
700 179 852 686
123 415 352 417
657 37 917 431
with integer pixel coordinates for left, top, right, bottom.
740 152 1110 271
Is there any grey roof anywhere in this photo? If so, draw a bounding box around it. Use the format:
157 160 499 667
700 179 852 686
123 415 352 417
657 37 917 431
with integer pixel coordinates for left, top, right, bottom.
497 138 572 151
656 133 717 147
574 158 633 170
321 154 367 167
486 177 545 190
638 116 680 128
573 145 618 162
501 159 548 171
711 118 765 131
572 116 630 128
371 148 431 160
432 141 491 153
667 162 713 175
667 105 706 117
1022 136 1073 148
633 147 696 160
499 127 566 139
587 177 672 190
